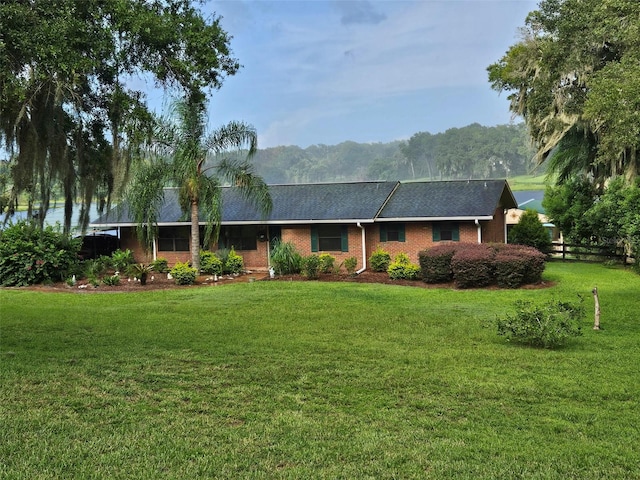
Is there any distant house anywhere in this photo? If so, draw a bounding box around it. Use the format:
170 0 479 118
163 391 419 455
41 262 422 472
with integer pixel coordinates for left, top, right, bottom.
89 180 517 271
507 190 562 242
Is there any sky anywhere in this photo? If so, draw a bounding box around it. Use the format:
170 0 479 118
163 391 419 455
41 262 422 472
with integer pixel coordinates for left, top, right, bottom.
153 0 539 149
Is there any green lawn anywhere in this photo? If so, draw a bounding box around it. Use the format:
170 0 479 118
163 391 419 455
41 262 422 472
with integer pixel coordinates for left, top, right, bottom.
1 263 639 479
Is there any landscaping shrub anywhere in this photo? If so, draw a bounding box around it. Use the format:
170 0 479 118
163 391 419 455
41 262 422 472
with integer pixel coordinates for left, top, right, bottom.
496 299 584 349
508 209 552 253
102 274 121 286
369 247 391 272
418 244 457 283
0 220 81 286
170 262 197 285
127 263 153 285
318 253 336 274
151 257 169 273
302 254 320 279
111 249 134 272
200 250 223 275
387 252 420 280
344 256 358 275
225 248 244 274
82 257 109 279
451 243 494 288
270 240 302 275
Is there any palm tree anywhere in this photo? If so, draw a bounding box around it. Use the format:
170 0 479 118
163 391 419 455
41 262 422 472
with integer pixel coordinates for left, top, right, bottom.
126 91 272 271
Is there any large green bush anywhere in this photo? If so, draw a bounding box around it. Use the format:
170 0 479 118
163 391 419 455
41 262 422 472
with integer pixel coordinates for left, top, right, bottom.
369 247 391 272
387 253 420 280
0 221 81 286
302 254 320 279
496 299 584 349
225 248 244 274
270 240 302 275
200 250 223 275
170 262 197 285
508 209 552 252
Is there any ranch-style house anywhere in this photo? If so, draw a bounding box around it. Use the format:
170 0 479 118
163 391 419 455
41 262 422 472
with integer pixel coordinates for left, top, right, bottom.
89 179 517 272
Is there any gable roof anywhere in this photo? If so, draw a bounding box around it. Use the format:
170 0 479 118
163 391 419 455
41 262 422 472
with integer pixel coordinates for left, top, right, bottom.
89 179 516 227
378 180 516 220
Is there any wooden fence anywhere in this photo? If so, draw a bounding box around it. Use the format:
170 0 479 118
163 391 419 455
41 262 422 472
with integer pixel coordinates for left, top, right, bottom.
549 242 634 265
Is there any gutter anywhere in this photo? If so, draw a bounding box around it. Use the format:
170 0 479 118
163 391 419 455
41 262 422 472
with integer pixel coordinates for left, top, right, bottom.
356 222 367 274
475 219 481 243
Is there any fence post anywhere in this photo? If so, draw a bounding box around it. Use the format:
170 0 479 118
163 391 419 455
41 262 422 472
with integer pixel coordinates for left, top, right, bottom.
592 286 601 330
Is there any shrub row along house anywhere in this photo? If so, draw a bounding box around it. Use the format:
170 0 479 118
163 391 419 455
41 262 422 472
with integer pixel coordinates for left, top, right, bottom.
89 180 517 272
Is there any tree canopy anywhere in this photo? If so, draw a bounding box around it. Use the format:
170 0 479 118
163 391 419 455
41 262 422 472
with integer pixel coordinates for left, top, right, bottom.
0 0 239 231
488 0 640 184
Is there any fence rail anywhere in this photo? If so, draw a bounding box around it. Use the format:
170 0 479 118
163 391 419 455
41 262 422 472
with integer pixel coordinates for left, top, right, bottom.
549 242 634 265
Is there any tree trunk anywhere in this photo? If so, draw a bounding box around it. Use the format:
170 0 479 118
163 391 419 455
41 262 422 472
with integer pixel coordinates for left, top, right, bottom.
190 200 200 271
592 286 601 330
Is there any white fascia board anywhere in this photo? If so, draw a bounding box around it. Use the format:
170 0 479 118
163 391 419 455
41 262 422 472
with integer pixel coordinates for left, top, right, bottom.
376 216 494 222
90 219 377 228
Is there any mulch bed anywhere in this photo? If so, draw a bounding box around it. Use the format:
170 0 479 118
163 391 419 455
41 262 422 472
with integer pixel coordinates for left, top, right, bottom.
16 270 553 293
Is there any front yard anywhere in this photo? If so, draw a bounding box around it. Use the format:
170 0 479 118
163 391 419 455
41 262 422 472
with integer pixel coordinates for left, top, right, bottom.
1 262 639 479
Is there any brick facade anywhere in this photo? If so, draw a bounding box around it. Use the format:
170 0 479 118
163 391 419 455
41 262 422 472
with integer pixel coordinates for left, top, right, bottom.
116 214 508 272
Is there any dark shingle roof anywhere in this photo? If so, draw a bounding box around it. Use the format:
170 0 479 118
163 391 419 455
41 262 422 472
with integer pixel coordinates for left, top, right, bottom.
377 180 516 219
90 180 516 226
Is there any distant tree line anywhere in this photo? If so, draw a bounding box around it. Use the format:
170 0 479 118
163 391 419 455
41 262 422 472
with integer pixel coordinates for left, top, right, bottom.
252 123 536 184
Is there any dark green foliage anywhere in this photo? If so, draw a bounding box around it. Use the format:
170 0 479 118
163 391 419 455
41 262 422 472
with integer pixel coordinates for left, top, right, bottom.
270 240 302 275
82 257 109 279
224 248 244 274
0 220 81 286
110 249 134 273
369 247 391 272
151 257 169 273
127 263 153 285
170 262 197 285
508 209 552 252
302 255 320 279
199 250 223 275
102 274 121 286
318 253 335 274
344 256 358 275
496 299 584 349
387 253 420 280
418 244 457 283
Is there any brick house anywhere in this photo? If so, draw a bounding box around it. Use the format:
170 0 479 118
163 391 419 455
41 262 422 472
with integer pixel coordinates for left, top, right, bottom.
89 179 517 272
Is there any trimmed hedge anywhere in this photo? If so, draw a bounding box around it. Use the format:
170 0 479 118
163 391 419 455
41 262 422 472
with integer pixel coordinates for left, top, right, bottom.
451 244 494 288
418 244 457 283
418 242 546 289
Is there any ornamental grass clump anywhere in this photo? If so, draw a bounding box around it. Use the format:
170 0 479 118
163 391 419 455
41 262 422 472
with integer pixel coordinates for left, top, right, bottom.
270 240 302 275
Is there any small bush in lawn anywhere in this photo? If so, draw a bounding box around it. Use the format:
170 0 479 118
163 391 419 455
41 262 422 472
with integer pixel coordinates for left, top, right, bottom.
318 253 335 274
170 262 197 285
111 249 134 272
102 274 121 286
225 248 244 274
344 256 358 275
0 220 82 286
496 299 584 349
200 250 223 275
302 254 320 279
419 244 457 283
387 252 420 280
369 247 391 272
151 257 169 273
270 240 302 275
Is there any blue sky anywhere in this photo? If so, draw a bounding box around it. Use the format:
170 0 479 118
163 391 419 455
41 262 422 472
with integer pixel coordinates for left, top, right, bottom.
164 0 538 148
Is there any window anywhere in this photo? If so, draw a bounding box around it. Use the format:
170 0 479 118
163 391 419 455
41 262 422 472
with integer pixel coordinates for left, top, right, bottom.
433 222 460 242
158 227 190 252
311 225 348 252
380 223 405 242
218 226 258 251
